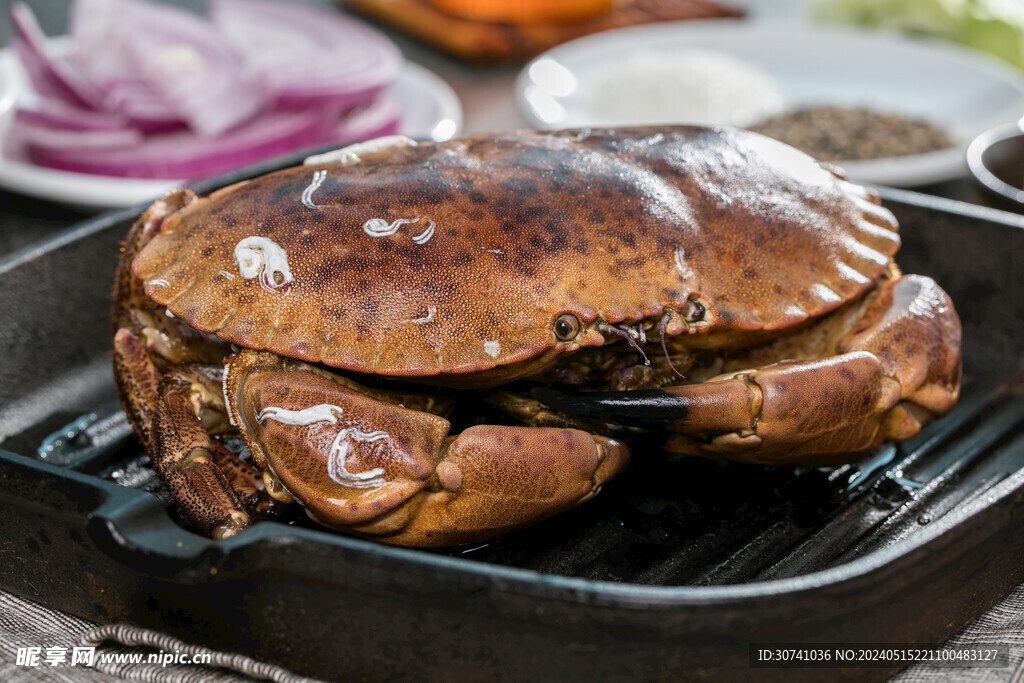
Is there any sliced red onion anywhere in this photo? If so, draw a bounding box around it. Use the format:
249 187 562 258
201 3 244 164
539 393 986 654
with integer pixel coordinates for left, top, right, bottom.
326 94 402 144
69 0 267 137
209 0 402 108
42 0 186 133
15 98 129 131
123 7 265 137
73 39 147 108
28 109 331 179
10 0 407 183
101 79 187 132
67 0 123 47
68 0 145 104
9 3 104 109
10 115 143 151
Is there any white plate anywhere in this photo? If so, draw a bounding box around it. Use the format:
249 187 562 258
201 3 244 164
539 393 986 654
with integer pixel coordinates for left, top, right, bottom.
0 47 463 209
518 22 1024 186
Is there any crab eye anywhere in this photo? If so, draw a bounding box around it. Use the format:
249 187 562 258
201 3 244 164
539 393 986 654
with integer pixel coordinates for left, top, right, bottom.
553 313 581 341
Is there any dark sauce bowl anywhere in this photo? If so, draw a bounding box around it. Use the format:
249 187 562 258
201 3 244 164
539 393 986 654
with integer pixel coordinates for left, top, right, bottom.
967 121 1024 211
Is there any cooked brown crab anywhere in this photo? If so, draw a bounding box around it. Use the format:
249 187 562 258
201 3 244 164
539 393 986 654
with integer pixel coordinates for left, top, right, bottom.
113 127 961 546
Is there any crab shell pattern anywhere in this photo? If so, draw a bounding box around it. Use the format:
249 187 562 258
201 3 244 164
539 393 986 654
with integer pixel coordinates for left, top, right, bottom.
113 127 962 546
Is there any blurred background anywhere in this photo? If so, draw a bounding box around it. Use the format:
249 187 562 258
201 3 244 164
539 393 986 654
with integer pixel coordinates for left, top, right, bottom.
2 0 1024 220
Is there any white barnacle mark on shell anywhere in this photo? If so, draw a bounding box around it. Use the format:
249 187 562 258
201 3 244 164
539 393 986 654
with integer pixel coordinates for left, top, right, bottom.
673 246 694 281
410 306 437 324
165 309 175 319
146 278 170 287
479 247 504 254
483 340 501 359
412 220 435 245
233 236 293 293
303 135 417 166
218 270 235 280
328 428 388 489
301 169 328 209
257 404 344 426
362 216 437 245
257 403 388 489
363 216 419 237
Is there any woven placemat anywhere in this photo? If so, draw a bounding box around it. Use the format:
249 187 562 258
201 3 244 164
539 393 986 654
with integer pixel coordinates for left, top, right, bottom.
0 591 321 683
2 583 1022 681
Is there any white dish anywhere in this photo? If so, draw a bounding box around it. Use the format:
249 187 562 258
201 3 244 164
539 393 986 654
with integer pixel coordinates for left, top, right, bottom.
0 46 463 209
0 53 14 140
518 22 1024 186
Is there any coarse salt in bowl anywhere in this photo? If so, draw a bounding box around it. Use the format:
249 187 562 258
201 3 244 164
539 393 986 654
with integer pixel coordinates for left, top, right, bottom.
574 48 784 127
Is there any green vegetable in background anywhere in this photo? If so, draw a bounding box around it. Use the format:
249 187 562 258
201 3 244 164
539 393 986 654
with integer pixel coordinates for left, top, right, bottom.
961 0 1024 70
811 0 1024 70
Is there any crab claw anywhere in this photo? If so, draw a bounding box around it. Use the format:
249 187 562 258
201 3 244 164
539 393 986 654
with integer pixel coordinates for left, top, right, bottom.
226 350 628 546
537 275 961 465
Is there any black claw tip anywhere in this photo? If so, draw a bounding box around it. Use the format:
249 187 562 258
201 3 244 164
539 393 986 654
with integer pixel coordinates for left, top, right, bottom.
531 387 689 427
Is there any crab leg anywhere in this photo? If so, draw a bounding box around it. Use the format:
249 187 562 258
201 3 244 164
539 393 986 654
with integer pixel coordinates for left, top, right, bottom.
115 326 280 535
226 350 629 546
152 375 251 538
538 275 961 465
113 328 161 447
114 327 283 537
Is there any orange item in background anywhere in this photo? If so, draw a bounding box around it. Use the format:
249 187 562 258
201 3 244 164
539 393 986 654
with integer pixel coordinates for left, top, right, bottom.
342 0 744 62
431 0 613 23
